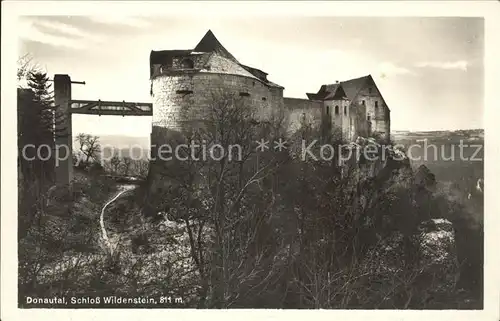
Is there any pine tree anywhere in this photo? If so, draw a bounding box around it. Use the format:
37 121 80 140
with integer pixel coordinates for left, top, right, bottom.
18 71 67 185
27 72 54 142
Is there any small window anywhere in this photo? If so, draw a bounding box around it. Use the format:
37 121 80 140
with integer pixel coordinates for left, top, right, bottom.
367 115 371 121
252 81 256 86
344 106 347 115
375 101 379 108
326 106 330 115
262 97 267 101
181 58 194 69
176 89 193 95
369 88 372 94
335 105 339 115
239 92 250 97
362 100 365 105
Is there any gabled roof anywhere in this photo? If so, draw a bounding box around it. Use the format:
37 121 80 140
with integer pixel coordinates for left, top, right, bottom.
194 30 238 62
340 75 371 101
306 93 321 100
307 75 377 102
306 83 345 101
306 85 329 100
324 84 345 100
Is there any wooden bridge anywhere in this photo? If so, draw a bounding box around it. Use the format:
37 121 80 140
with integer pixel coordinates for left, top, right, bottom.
53 74 153 185
70 99 152 116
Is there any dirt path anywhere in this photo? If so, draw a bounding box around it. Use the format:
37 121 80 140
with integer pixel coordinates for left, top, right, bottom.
100 185 136 252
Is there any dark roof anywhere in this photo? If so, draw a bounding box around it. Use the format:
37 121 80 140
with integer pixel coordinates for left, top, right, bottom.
150 30 283 88
340 75 371 101
193 30 238 62
240 64 268 76
150 31 240 69
307 75 373 101
306 83 342 100
240 64 268 81
195 31 280 87
307 85 328 100
323 84 342 100
150 49 192 65
306 93 319 100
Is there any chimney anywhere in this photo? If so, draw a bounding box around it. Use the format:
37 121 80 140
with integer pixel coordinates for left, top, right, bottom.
335 80 339 84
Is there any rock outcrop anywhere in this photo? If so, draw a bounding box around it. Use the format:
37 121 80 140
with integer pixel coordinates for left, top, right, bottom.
341 137 460 306
414 164 437 192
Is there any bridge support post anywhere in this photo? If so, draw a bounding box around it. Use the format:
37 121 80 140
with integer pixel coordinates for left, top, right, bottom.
54 74 73 185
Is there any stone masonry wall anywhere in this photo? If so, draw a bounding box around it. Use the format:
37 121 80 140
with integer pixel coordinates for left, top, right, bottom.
283 98 322 134
322 99 351 138
147 71 284 214
352 83 390 140
152 72 282 132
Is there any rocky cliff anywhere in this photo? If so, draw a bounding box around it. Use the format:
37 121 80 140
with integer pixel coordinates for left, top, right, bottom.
338 136 461 307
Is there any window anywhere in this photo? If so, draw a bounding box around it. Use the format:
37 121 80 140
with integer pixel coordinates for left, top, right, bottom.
375 101 379 108
176 89 193 95
181 58 194 69
367 115 371 121
262 97 267 101
335 105 339 115
362 100 365 105
344 106 347 115
369 88 372 94
326 106 330 115
239 92 250 97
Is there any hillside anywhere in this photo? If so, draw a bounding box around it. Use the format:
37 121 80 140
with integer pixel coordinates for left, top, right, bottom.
392 129 483 192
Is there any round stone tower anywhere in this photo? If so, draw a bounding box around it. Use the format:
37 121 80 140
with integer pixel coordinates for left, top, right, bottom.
145 30 284 215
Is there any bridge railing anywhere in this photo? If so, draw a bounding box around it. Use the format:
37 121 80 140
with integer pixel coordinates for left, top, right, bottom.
69 99 153 116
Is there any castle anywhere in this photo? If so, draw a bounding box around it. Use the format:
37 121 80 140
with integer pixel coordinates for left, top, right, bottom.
149 30 390 142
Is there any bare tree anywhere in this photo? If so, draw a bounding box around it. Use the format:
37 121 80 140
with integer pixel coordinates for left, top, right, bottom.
109 155 122 174
76 133 101 165
17 53 41 87
121 157 132 176
131 159 149 177
150 87 289 307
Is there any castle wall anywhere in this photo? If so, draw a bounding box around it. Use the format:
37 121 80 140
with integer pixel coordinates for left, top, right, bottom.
152 71 281 132
283 98 322 134
322 99 350 138
339 100 369 141
147 70 284 214
352 83 390 140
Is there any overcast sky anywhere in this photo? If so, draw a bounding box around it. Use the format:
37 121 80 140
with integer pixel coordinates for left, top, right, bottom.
18 16 484 136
